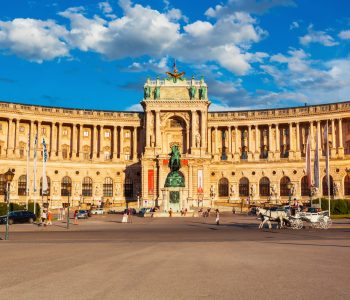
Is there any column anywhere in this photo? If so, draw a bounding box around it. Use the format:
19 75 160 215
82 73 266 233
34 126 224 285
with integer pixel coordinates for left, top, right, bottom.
268 124 273 160
191 110 196 149
331 119 336 157
92 125 98 159
99 125 104 159
113 126 118 161
255 125 259 153
338 118 344 157
228 126 232 155
7 118 14 157
72 123 77 158
155 110 161 148
51 122 57 158
309 121 314 150
275 124 280 152
289 123 294 151
133 126 137 160
248 125 252 152
296 122 300 151
14 119 20 156
79 124 84 160
201 111 206 149
207 127 212 154
215 126 218 155
57 122 62 158
120 126 124 159
146 111 151 148
188 164 193 199
235 126 239 154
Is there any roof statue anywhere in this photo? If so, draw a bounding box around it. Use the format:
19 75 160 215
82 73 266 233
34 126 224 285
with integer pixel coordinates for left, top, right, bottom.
166 60 185 83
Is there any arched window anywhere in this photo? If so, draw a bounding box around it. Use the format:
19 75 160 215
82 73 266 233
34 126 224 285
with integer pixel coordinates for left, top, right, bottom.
280 176 291 196
301 176 310 196
40 176 51 196
82 177 93 197
18 175 27 196
239 177 249 197
124 178 133 198
259 177 270 196
218 177 229 197
322 175 334 196
0 174 5 195
103 177 113 197
344 175 350 196
61 176 72 196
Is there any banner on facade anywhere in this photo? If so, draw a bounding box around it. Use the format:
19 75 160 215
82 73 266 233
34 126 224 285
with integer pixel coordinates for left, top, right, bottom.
197 169 203 193
314 130 320 189
305 133 312 187
148 169 154 194
42 138 48 194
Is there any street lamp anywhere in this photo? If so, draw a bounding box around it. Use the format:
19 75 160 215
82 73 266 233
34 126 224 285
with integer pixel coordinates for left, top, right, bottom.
287 182 293 205
4 168 15 240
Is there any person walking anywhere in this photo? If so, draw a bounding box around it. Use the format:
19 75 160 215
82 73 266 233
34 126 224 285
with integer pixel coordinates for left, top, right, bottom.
215 209 220 225
169 208 173 217
47 210 53 225
73 210 78 225
41 209 47 226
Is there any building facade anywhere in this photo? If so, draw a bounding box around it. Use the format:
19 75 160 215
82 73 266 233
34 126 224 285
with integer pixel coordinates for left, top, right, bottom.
1 73 350 209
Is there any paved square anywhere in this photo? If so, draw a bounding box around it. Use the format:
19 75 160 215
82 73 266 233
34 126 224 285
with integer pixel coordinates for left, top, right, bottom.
1 214 349 300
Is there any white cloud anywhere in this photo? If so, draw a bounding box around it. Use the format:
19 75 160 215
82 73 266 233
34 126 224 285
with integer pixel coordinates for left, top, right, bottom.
0 2 267 75
127 57 169 73
205 0 295 17
0 18 69 62
290 21 299 30
339 30 350 40
98 2 113 14
299 25 338 47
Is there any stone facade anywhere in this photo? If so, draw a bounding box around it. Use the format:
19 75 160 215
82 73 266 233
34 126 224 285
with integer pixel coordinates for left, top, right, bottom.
1 75 350 208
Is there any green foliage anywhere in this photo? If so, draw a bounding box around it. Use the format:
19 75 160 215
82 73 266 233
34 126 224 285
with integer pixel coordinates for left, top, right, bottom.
0 202 41 217
313 198 350 214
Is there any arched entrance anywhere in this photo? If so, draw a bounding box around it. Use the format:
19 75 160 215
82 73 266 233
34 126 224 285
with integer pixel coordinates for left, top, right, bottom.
163 116 187 154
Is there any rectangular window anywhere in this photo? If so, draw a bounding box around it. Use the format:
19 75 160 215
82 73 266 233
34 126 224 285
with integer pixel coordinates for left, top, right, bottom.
84 152 90 160
125 131 130 138
19 148 25 158
41 127 46 135
62 149 68 159
83 130 89 137
104 152 111 160
124 154 130 160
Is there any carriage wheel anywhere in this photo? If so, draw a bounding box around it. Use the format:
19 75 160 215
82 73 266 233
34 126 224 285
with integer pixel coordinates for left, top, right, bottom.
319 219 327 229
296 219 304 230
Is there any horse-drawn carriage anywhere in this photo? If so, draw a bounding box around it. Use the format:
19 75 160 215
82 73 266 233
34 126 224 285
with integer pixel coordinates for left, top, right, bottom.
289 210 332 230
256 207 332 230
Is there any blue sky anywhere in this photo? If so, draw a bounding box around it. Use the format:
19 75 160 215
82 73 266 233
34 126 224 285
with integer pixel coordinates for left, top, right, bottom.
0 0 350 111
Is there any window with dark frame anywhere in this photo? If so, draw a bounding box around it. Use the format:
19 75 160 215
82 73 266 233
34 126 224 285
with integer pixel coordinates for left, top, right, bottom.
61 176 72 196
18 175 27 196
82 177 93 197
124 178 133 198
218 177 229 197
259 177 270 196
239 177 249 197
280 176 291 196
103 177 113 197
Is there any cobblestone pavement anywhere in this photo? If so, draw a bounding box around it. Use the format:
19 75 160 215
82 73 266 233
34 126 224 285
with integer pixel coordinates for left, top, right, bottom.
0 214 349 300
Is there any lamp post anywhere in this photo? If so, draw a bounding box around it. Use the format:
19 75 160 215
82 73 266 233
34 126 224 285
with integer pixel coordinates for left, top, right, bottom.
4 168 15 240
287 182 293 206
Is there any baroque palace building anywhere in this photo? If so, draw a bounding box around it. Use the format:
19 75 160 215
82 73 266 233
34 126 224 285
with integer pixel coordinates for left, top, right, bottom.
1 68 350 209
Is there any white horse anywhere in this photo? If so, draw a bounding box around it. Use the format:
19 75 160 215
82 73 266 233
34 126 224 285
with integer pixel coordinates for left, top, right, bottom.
256 207 288 229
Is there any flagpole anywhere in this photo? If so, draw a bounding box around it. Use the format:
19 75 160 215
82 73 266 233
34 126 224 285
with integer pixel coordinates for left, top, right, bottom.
26 133 30 210
326 121 331 216
33 132 38 215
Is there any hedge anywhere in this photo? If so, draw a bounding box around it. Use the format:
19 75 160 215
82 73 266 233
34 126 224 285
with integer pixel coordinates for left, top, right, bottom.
312 198 350 215
0 202 41 217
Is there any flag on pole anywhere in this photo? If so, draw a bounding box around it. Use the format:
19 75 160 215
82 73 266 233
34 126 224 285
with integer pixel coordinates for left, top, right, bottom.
26 133 30 195
33 133 38 192
42 137 48 195
305 133 312 187
314 129 320 189
324 121 331 215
